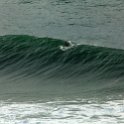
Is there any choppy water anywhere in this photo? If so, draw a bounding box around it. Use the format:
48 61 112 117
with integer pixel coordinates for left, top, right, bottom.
0 0 124 124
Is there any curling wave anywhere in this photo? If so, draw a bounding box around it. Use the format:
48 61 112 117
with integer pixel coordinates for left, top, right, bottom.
0 35 124 79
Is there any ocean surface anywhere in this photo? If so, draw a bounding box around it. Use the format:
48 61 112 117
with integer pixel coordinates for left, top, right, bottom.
0 0 124 124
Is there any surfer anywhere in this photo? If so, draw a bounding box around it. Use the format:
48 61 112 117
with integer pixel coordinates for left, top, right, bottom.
64 41 75 47
60 41 75 51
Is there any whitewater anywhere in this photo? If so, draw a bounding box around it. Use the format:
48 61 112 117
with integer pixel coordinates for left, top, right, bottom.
0 0 124 124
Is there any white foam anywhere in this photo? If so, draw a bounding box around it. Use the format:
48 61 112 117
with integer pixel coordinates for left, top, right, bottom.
0 99 124 124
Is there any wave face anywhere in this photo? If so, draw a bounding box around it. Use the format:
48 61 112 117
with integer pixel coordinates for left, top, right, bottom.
0 35 124 96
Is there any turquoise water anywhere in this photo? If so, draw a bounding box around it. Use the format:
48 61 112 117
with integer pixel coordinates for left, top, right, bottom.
0 0 124 124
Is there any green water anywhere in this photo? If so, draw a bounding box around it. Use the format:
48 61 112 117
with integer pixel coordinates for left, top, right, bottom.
0 0 124 124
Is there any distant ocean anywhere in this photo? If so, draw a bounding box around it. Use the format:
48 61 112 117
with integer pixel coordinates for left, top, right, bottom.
0 0 124 124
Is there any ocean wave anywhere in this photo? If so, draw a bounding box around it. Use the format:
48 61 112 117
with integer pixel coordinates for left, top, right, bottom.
0 35 124 79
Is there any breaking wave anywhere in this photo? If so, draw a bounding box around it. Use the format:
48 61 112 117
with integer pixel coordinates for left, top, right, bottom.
0 35 124 96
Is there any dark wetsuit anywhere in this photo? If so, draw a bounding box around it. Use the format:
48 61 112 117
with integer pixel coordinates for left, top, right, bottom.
64 41 70 47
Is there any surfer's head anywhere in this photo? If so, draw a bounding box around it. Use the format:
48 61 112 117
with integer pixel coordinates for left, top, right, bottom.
64 41 72 47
